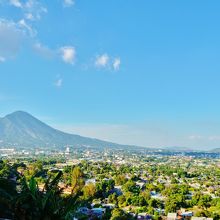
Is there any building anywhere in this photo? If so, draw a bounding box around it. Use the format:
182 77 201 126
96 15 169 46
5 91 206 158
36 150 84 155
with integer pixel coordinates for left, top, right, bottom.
191 218 213 220
167 213 178 220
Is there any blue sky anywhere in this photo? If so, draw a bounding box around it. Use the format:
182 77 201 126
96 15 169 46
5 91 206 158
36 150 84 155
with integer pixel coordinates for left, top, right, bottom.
1 0 220 149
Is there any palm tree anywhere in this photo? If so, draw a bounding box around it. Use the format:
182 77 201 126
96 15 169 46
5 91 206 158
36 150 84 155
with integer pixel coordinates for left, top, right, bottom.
14 171 62 219
14 170 83 220
0 177 17 219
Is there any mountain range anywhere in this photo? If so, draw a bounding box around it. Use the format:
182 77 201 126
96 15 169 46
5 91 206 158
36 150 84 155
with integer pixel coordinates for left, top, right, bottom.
1 111 219 152
0 111 131 149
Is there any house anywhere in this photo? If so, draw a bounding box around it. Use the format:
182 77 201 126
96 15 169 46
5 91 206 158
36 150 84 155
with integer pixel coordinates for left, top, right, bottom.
77 207 90 215
150 191 164 200
91 208 106 218
191 218 213 220
102 203 116 209
178 209 193 219
167 213 178 220
77 207 106 218
85 178 96 185
137 213 152 219
155 208 165 215
113 185 123 195
136 181 145 189
181 211 193 218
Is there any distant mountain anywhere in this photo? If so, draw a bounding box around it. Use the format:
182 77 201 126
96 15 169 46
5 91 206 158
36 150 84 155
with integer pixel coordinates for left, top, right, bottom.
0 111 132 149
164 146 194 152
210 148 220 153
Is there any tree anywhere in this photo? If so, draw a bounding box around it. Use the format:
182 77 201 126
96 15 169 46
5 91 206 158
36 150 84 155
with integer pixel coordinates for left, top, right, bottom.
122 180 140 194
82 183 96 200
118 195 126 207
108 192 118 204
71 166 85 194
165 199 177 214
14 171 66 220
114 175 127 185
96 179 115 199
0 178 17 219
198 195 212 209
110 208 134 220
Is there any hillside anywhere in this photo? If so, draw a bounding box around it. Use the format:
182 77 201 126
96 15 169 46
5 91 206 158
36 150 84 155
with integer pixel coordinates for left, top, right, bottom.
0 111 130 149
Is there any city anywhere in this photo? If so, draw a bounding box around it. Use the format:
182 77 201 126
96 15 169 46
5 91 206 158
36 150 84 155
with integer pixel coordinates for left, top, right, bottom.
0 146 220 219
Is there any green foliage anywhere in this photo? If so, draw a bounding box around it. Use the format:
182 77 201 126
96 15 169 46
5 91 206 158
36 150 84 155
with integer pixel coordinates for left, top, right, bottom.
82 183 96 200
108 192 118 204
71 166 85 194
122 180 140 194
110 208 134 220
1 157 220 220
114 174 127 185
96 179 115 199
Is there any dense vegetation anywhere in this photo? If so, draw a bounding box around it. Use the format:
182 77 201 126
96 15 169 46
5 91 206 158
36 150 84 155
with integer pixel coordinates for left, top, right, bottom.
0 156 220 219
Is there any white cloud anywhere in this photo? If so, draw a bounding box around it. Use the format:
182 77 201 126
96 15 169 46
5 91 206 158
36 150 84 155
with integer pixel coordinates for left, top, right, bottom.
113 57 121 71
25 13 34 21
0 19 24 60
94 54 121 71
63 0 74 7
9 0 22 8
60 46 76 64
0 18 39 61
25 0 34 8
4 0 47 20
7 0 47 20
33 42 54 58
33 43 77 64
0 0 47 62
54 78 63 88
95 54 109 68
24 0 47 20
18 19 36 36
